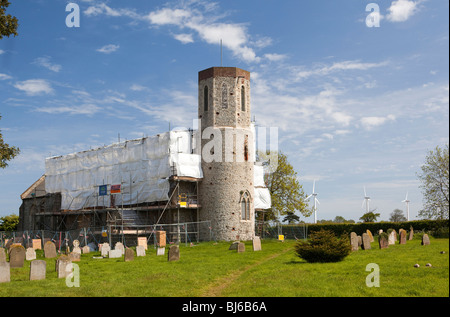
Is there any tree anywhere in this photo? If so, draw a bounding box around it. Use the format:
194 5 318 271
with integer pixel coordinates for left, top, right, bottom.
1 114 20 168
0 0 18 39
417 144 449 220
359 210 380 222
389 209 407 222
0 214 19 231
283 211 300 224
257 151 310 222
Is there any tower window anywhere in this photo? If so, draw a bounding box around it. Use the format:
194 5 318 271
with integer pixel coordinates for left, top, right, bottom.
241 85 246 111
204 86 209 111
240 191 251 220
221 83 228 109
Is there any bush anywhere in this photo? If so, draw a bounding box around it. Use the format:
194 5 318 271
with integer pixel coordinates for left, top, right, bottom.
294 229 351 263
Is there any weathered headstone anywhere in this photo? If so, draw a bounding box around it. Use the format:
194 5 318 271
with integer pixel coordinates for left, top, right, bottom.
73 239 80 248
156 231 166 248
252 236 262 251
0 262 10 283
82 246 90 254
229 241 239 250
56 256 72 278
69 252 81 262
168 245 180 261
421 234 430 245
366 230 374 242
237 242 245 253
399 230 406 245
156 247 165 256
30 260 46 281
26 247 36 261
32 239 42 250
72 246 82 255
408 226 414 240
361 233 371 250
101 243 110 257
124 248 134 262
0 248 6 263
44 241 57 258
137 237 148 250
378 233 389 249
9 245 26 268
357 235 362 248
136 245 146 257
350 232 359 251
114 242 125 255
109 249 122 258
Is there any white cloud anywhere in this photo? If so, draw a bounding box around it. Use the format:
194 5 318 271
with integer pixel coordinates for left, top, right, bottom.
173 33 194 44
147 8 191 25
0 49 4 55
33 56 62 72
386 0 420 22
0 73 12 80
96 44 120 54
360 114 396 130
130 84 147 91
14 79 54 95
295 60 388 80
264 53 288 62
36 104 101 116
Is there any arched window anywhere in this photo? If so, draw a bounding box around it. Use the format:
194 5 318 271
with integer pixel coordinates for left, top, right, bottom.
240 191 251 220
221 83 228 109
241 85 246 111
204 86 209 111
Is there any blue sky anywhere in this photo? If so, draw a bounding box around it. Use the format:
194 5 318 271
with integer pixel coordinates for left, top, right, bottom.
0 0 448 222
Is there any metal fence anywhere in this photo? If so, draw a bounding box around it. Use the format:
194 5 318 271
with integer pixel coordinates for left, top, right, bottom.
255 221 308 240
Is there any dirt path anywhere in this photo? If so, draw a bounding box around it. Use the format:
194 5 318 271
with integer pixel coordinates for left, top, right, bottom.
201 247 293 297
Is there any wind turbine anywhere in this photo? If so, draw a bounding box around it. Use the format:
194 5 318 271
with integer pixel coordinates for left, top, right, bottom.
306 180 320 224
402 192 410 221
362 186 371 213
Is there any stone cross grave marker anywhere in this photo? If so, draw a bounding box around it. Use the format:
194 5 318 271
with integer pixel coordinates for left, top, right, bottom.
9 245 26 268
350 232 359 251
44 241 57 258
168 245 180 261
26 247 36 261
30 260 46 281
252 236 262 251
0 262 10 283
361 233 371 250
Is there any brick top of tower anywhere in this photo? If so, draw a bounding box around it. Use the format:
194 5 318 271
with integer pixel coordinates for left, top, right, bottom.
198 67 250 82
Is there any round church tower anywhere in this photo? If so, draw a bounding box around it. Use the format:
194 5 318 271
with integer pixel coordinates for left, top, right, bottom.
198 67 255 241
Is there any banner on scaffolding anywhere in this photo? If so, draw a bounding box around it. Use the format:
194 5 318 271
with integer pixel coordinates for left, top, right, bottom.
99 185 107 196
110 184 121 194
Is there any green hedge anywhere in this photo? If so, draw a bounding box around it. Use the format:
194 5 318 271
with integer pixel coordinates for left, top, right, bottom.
302 219 449 238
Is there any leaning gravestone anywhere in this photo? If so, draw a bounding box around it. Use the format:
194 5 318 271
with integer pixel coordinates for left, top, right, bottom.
124 248 134 262
229 241 239 250
168 245 180 262
350 232 359 251
361 233 371 250
421 234 430 245
26 247 36 261
237 242 245 253
252 236 262 251
366 230 374 242
136 245 146 257
0 248 6 263
56 255 72 278
44 241 57 258
399 230 406 245
378 233 389 249
30 260 46 281
409 226 414 240
0 262 10 283
9 245 26 268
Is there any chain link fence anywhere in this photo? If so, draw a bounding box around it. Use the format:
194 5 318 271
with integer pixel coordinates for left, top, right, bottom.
255 221 308 240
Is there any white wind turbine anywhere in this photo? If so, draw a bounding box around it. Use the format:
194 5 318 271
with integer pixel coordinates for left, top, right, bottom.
306 180 320 224
402 192 410 221
362 186 371 213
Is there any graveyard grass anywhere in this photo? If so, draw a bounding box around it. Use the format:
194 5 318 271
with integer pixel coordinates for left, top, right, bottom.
0 238 448 297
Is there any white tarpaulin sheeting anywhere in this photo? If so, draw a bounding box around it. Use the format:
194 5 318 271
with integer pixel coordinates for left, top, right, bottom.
253 164 271 209
45 131 202 210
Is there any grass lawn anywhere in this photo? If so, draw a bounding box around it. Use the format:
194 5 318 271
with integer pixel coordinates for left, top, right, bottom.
1 237 448 297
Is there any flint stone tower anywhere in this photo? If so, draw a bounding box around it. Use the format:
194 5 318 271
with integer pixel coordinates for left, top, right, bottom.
198 67 255 241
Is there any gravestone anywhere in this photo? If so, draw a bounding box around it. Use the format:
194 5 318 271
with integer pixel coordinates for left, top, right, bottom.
388 231 396 245
378 233 389 249
32 239 42 250
421 234 430 245
30 260 46 281
229 241 239 250
237 242 245 253
136 245 146 257
0 262 10 283
156 247 165 256
73 240 80 248
56 256 72 278
72 246 81 255
366 230 374 242
350 232 359 251
357 236 362 248
9 245 26 268
399 230 406 244
124 248 134 262
82 246 90 254
101 243 110 257
114 242 125 255
0 248 6 263
44 241 57 258
252 236 262 251
137 237 148 250
69 252 81 262
26 247 36 261
409 226 414 240
109 249 122 258
156 231 166 247
168 245 180 261
361 233 371 250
